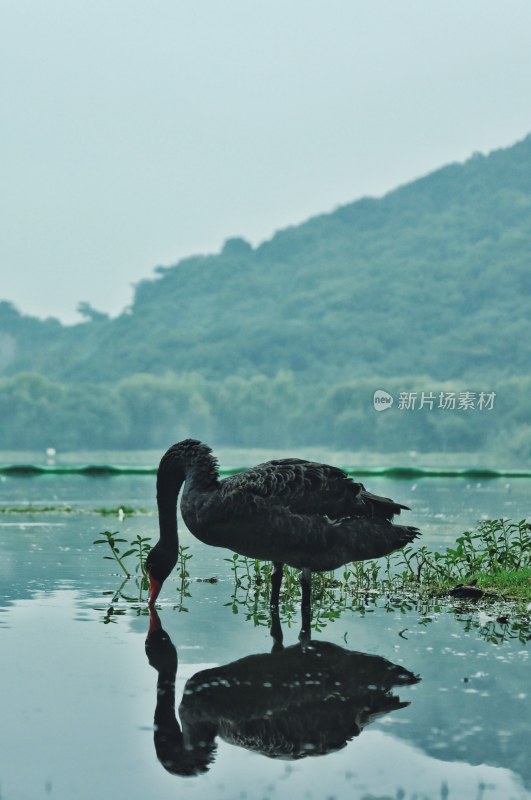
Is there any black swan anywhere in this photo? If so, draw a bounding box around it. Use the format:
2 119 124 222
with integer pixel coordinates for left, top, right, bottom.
146 439 419 606
145 607 419 775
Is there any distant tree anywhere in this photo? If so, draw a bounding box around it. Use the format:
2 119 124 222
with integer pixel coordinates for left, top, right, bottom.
0 301 21 323
1 135 531 456
221 237 253 257
76 302 109 322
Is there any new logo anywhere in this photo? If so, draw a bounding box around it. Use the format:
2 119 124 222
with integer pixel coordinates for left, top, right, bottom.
373 390 394 412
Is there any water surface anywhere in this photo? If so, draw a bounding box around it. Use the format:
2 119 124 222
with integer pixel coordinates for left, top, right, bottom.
0 474 529 800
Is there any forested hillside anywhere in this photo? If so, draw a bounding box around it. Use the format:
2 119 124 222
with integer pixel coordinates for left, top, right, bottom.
1 135 530 457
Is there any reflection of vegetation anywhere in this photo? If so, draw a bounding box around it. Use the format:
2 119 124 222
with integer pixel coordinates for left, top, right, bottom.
233 575 410 633
229 581 531 644
452 607 531 646
100 590 129 625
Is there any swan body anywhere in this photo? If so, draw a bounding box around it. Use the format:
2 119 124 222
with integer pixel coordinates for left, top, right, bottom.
146 439 420 605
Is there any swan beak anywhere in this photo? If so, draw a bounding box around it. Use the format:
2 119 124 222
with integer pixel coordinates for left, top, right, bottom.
148 572 162 606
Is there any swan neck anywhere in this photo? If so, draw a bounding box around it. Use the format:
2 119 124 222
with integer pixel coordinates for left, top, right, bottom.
156 440 220 546
157 474 183 546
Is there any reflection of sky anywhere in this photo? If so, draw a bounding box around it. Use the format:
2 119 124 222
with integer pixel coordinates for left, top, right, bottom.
1 591 529 800
214 731 529 800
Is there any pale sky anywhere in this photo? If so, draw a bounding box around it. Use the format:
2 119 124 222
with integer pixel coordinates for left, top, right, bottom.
2 0 531 323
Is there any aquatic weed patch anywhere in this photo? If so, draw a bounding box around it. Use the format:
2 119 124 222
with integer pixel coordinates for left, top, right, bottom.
94 531 193 614
94 519 530 630
0 503 150 516
0 504 75 513
395 518 530 600
93 505 150 517
222 519 530 632
224 519 530 606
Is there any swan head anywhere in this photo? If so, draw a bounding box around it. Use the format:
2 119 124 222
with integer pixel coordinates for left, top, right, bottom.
146 542 178 605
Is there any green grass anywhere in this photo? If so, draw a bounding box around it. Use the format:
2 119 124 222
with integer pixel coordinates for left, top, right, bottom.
420 569 531 603
463 566 531 599
400 519 531 601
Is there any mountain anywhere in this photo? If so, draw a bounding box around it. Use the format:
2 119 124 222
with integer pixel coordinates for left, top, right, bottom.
1 134 530 455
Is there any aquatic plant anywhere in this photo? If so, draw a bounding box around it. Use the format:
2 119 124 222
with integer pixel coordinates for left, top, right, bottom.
128 534 152 578
94 532 197 612
178 544 193 581
394 518 530 589
94 505 149 517
222 519 530 622
96 518 529 632
93 530 133 578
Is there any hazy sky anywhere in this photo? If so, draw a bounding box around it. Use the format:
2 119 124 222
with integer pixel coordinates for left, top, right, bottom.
2 1 531 323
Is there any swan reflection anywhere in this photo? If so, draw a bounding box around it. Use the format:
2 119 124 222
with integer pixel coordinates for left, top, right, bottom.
145 608 420 776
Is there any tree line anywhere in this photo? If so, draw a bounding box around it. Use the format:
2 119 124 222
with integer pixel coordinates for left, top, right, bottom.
1 370 528 461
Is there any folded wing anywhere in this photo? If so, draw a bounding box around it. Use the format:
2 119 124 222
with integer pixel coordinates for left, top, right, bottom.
220 458 408 521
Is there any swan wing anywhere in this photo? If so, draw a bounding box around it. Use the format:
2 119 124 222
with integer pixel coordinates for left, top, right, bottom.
220 459 407 520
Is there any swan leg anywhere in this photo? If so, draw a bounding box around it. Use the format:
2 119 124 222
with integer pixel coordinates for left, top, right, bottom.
270 561 284 609
299 603 312 647
298 568 312 645
300 567 312 609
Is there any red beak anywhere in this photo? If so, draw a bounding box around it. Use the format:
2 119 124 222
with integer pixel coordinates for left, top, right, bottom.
148 571 162 606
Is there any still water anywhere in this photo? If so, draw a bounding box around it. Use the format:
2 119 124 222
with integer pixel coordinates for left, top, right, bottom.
0 473 529 800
